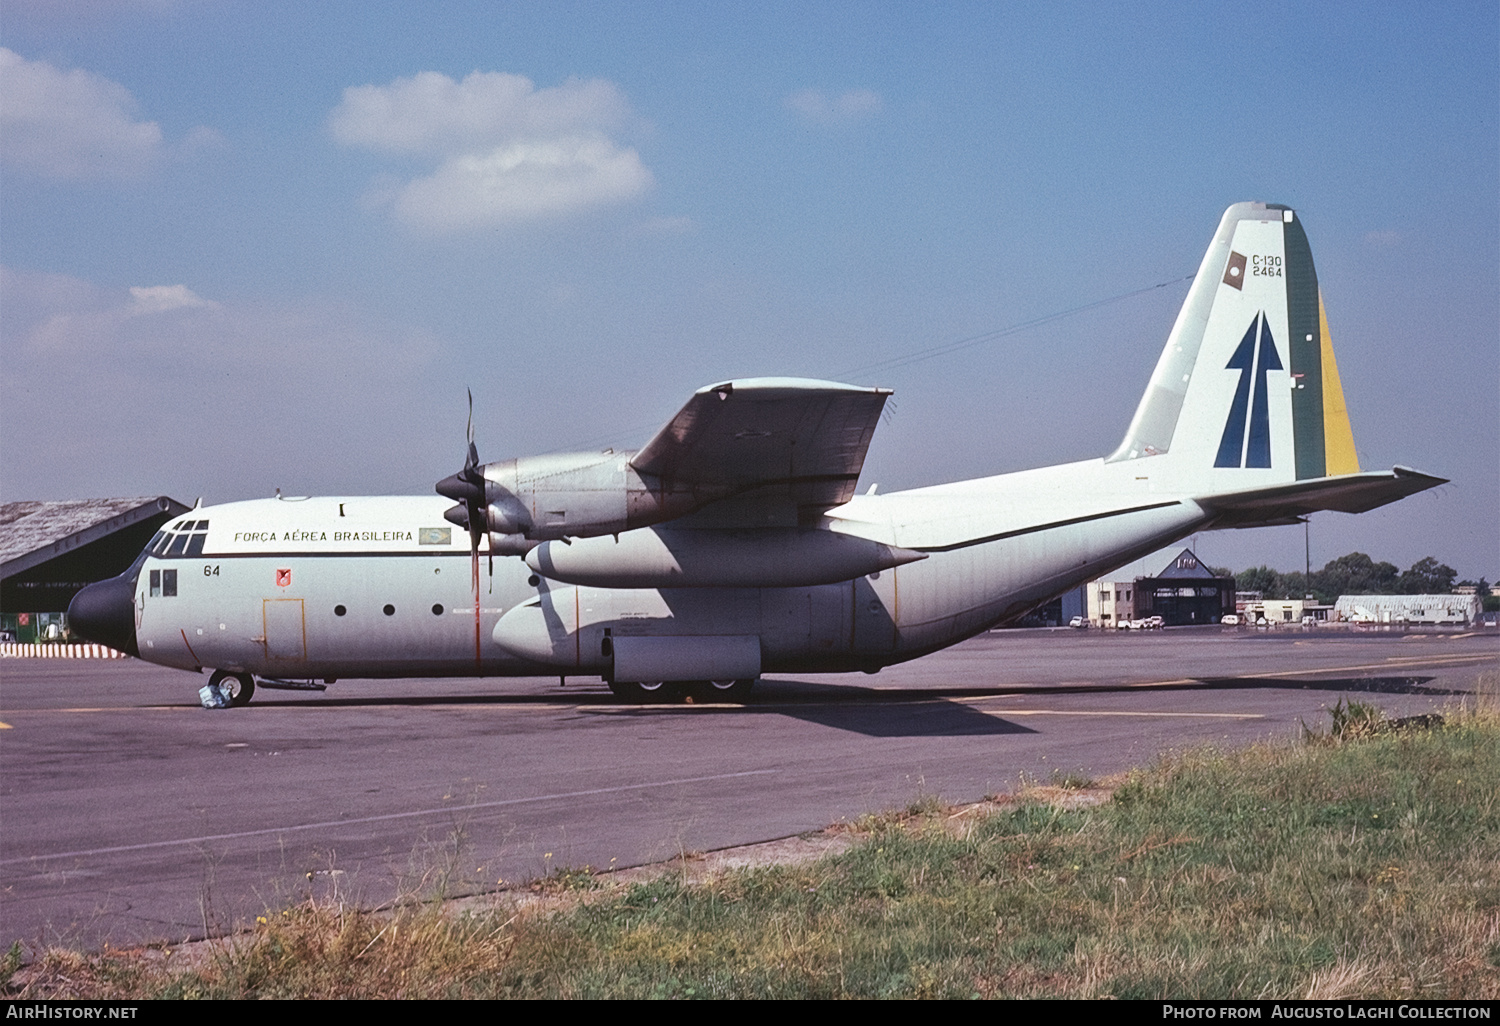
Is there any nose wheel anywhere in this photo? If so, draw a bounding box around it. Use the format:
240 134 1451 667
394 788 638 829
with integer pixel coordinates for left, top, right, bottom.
208 669 255 707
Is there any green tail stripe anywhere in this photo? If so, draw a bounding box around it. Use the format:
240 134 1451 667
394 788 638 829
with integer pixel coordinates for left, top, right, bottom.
1285 215 1325 480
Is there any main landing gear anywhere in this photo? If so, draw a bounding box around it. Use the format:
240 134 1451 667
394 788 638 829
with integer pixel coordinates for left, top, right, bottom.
607 679 756 704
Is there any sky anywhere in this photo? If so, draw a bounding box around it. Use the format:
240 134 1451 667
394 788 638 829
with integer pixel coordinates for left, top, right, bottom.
2 1 1496 581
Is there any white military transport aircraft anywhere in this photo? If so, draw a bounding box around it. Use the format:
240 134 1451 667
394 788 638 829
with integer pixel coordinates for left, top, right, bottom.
69 203 1444 706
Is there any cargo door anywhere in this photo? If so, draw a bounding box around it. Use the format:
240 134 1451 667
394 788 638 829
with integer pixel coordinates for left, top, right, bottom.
263 598 306 662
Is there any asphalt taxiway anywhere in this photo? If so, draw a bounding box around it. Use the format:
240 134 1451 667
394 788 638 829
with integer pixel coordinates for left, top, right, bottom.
1 626 1494 951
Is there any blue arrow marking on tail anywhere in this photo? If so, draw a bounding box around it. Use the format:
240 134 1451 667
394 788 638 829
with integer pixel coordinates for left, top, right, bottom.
1214 316 1259 467
1245 318 1282 467
1214 313 1282 469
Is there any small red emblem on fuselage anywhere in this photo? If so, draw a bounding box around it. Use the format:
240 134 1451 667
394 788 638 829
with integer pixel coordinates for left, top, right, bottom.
275 568 291 588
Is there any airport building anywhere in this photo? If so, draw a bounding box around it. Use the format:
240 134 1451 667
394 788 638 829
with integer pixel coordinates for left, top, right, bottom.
1086 548 1235 626
1240 598 1335 624
0 497 189 642
1131 549 1236 626
1086 578 1137 626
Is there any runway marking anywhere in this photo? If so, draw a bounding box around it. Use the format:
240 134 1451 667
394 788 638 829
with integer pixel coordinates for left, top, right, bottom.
1106 654 1495 690
959 703 1262 720
0 706 195 715
0 769 779 868
0 721 10 729
1381 654 1495 666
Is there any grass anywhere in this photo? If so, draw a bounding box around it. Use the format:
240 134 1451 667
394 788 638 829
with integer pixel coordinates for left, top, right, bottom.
9 694 1500 999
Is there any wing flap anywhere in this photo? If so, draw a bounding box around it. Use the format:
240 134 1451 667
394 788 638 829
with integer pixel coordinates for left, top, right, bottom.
631 378 891 511
1197 466 1445 529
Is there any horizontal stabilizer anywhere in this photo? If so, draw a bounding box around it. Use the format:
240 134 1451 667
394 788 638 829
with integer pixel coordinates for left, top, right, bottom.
1196 466 1446 529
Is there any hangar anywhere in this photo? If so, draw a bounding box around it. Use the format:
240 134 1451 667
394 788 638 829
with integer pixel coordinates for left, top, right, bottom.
1 497 190 640
1115 548 1236 627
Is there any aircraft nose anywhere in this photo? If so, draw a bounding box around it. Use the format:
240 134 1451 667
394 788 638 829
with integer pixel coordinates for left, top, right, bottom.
67 573 139 656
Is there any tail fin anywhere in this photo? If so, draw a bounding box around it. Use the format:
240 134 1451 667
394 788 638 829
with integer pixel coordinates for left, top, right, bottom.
1109 202 1360 487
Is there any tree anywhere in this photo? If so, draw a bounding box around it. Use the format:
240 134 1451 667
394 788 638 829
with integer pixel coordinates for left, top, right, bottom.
1396 557 1457 595
1315 553 1399 598
1236 566 1283 598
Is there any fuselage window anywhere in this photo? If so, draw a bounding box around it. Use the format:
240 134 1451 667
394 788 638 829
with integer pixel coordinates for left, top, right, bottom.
162 569 177 597
431 604 443 616
383 604 396 616
150 569 161 597
334 605 347 616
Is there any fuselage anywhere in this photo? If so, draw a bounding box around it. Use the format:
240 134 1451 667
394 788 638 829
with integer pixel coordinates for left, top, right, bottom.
88 457 1210 682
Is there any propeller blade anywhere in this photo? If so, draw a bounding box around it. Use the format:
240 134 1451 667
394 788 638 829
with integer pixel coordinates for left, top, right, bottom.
436 387 505 666
465 388 479 472
462 389 484 665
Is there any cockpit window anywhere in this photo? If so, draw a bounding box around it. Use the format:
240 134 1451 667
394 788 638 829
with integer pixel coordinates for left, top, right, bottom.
155 521 210 557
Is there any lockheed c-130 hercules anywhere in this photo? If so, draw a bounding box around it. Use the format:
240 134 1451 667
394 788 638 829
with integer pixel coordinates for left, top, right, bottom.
69 202 1444 706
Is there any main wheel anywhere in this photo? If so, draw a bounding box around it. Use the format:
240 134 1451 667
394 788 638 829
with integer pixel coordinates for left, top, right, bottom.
607 679 681 704
691 678 755 703
209 669 255 707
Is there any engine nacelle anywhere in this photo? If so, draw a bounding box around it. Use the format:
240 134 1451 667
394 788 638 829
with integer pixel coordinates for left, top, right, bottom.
475 451 721 542
525 526 926 588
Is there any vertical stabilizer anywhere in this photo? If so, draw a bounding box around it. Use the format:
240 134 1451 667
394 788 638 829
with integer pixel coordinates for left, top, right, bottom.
1108 203 1361 489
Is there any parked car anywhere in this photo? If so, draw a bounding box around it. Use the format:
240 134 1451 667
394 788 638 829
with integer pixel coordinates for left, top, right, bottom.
1068 616 1087 628
1220 614 1240 626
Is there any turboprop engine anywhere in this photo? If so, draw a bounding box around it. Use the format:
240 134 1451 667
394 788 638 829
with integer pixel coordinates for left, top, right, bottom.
437 450 723 555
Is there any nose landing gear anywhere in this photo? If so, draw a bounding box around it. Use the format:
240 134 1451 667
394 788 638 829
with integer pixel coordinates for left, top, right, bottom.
204 669 255 708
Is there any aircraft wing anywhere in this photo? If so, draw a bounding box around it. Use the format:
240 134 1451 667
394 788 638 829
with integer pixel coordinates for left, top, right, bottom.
1195 466 1446 529
631 378 892 513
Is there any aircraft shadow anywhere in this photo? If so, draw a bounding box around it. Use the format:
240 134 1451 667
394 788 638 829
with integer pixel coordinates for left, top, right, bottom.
736 701 1037 738
1191 675 1459 695
228 672 1462 737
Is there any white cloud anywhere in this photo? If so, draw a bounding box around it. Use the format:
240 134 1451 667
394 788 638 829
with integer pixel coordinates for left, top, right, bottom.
785 88 883 125
128 284 216 315
330 69 652 232
330 70 630 155
393 136 652 232
0 47 163 180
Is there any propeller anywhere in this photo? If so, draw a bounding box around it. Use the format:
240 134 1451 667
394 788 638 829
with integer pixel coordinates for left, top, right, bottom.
436 389 487 666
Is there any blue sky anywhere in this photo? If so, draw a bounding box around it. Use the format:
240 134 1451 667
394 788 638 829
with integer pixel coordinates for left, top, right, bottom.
3 1 1495 580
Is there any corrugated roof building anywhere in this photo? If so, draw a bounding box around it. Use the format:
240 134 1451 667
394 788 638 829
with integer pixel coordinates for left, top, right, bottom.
1 497 190 617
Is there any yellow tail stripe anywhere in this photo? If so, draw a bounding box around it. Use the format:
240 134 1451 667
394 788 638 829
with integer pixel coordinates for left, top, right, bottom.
1318 291 1359 475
